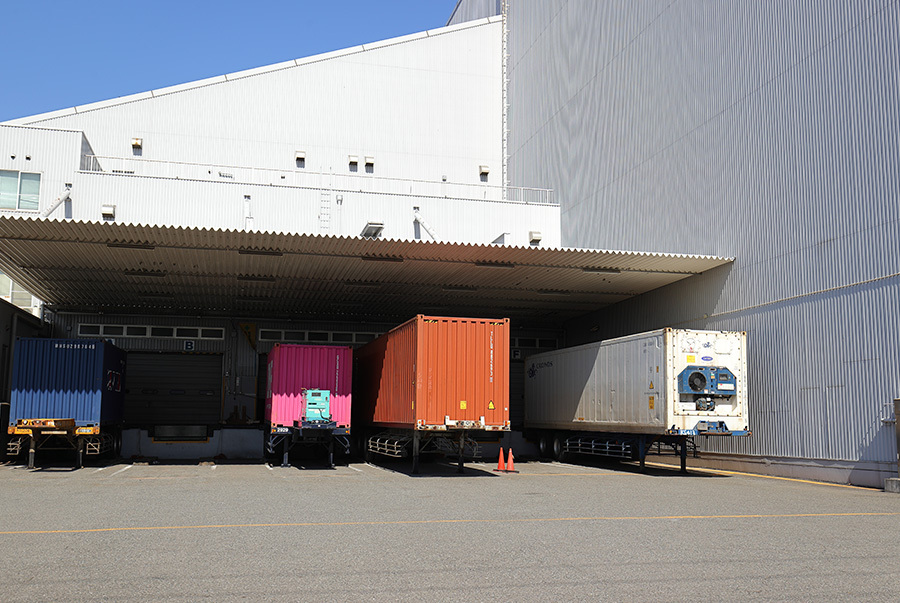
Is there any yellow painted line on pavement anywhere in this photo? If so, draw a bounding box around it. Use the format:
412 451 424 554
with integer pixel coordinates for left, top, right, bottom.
644 461 876 490
2 512 898 536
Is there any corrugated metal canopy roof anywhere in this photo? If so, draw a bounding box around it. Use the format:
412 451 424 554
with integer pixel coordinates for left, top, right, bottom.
0 217 732 325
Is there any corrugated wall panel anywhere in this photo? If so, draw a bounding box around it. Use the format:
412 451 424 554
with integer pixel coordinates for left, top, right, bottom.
447 0 501 26
356 315 509 429
507 0 900 479
266 344 352 428
356 316 418 428
10 339 125 426
418 316 509 428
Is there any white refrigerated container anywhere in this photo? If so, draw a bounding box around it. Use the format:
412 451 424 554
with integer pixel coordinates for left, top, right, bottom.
524 328 749 436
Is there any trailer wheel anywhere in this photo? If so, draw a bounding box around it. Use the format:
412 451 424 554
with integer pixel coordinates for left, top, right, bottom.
538 434 550 459
362 435 373 463
113 430 123 458
75 439 84 470
551 434 565 461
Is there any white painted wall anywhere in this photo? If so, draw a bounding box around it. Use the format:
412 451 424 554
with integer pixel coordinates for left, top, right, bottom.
2 17 560 247
0 125 84 217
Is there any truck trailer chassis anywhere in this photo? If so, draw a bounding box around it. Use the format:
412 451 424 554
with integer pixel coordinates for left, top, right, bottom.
361 428 481 474
8 419 121 469
266 425 350 468
531 429 698 472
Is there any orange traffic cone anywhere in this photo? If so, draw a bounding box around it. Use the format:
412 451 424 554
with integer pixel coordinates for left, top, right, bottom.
506 448 518 473
493 447 506 472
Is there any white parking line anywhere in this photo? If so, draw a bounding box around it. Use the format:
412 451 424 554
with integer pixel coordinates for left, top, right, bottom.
211 465 217 470
550 461 595 471
110 465 132 476
94 467 108 473
348 465 363 472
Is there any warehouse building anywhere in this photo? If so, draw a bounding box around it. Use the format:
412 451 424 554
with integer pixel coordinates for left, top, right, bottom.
451 1 900 486
1 2 897 485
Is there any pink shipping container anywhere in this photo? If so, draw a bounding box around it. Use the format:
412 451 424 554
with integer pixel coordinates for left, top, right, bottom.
265 344 352 431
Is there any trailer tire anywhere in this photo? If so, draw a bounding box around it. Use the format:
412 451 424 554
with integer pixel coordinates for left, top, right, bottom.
113 430 123 458
361 433 372 463
538 434 550 459
551 434 564 461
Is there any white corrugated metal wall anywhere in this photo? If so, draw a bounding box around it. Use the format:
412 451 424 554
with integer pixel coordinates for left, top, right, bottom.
447 0 501 26
506 0 900 485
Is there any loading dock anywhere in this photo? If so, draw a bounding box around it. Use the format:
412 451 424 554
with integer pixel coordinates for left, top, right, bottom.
0 217 732 462
125 352 224 437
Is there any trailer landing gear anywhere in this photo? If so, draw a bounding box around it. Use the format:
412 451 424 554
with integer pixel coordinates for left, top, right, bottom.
28 435 36 470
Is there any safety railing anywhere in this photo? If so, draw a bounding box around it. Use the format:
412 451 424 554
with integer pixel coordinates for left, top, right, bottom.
81 155 556 206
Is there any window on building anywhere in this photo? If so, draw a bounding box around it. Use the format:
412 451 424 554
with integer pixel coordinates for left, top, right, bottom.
0 271 34 308
10 281 32 307
0 170 41 210
77 323 225 340
0 273 10 300
78 325 102 336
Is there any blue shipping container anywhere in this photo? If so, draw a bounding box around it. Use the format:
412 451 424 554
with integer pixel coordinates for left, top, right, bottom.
9 339 126 427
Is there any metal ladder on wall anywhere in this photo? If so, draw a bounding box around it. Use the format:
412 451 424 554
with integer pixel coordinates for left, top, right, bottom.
318 190 331 233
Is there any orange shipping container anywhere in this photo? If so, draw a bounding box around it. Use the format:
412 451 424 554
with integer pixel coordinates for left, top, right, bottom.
355 315 510 431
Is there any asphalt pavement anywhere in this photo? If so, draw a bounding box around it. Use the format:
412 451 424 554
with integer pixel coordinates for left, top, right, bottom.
1 456 898 602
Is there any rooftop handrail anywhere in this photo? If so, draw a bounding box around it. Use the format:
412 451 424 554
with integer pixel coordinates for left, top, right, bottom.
80 154 556 206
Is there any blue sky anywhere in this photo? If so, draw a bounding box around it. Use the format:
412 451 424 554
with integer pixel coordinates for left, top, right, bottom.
0 1 460 122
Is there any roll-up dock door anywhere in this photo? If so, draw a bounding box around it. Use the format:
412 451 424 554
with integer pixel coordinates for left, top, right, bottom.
124 353 223 427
